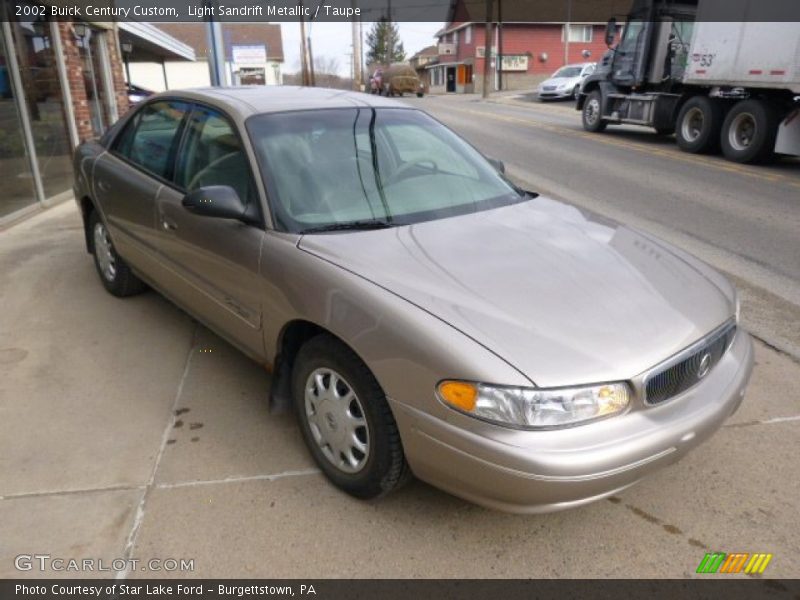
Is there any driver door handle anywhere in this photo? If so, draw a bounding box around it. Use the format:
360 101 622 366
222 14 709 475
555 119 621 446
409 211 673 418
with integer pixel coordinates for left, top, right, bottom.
160 216 177 231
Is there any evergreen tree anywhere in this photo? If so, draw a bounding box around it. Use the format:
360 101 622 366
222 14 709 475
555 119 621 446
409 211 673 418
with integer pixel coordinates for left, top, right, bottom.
366 19 406 65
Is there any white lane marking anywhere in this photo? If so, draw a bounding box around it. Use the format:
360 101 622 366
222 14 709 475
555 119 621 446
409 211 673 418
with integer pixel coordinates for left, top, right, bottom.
155 468 321 490
116 326 198 580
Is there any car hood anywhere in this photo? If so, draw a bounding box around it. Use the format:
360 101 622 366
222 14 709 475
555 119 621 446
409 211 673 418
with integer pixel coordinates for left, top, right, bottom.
539 76 579 88
298 198 733 387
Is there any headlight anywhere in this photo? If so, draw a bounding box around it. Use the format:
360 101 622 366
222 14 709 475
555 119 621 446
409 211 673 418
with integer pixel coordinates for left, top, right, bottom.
437 380 630 429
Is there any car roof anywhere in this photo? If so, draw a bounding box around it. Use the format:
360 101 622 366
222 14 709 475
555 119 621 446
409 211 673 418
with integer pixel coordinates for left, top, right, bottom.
151 86 408 118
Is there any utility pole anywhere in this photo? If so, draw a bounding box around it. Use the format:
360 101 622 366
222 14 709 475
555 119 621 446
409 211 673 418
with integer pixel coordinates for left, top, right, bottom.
481 0 494 99
497 0 503 91
299 4 309 85
564 0 572 66
204 1 226 86
307 32 316 86
386 0 393 65
351 3 363 90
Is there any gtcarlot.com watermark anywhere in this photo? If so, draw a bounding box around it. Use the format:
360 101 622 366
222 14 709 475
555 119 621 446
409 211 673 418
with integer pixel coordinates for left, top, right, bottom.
15 554 194 573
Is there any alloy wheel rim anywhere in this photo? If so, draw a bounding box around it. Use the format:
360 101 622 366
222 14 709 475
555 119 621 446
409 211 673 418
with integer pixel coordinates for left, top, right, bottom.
681 107 704 142
585 98 600 124
93 221 116 281
729 113 756 151
304 368 370 474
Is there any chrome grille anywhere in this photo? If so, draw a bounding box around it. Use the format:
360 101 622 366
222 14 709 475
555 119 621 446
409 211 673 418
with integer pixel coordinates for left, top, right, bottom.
644 322 737 405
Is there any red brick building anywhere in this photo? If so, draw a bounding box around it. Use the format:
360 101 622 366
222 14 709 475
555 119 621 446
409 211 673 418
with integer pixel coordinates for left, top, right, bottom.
1 9 192 225
426 22 618 94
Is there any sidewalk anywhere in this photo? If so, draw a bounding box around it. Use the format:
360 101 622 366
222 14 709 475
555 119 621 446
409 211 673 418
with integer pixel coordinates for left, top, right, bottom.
1 202 798 578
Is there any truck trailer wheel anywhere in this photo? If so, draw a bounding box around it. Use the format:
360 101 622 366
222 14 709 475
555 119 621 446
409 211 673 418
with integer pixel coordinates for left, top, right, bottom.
676 96 724 154
582 90 606 132
721 99 779 164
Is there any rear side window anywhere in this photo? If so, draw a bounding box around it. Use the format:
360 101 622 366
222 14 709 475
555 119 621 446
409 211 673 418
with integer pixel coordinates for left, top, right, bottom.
175 106 255 208
113 100 188 180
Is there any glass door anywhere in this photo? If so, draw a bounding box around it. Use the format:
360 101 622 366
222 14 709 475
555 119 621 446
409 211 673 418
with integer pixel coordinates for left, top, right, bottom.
0 24 37 217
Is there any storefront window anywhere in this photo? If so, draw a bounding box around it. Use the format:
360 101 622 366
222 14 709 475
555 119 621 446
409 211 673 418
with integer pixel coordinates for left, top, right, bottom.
8 6 73 200
0 26 37 217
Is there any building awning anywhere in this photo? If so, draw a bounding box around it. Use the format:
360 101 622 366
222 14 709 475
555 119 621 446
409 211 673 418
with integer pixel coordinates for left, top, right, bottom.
118 22 195 62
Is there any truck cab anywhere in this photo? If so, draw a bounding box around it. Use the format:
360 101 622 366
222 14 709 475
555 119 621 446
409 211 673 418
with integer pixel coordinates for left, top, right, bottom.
577 0 800 164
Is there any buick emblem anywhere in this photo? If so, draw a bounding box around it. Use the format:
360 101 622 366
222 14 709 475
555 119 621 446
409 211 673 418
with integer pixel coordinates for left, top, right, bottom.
697 352 712 379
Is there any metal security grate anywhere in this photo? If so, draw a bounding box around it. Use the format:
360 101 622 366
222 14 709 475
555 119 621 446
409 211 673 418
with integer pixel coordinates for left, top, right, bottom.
645 322 737 405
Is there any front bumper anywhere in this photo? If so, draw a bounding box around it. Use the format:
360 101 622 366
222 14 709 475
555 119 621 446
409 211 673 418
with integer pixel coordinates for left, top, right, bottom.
390 330 754 513
538 89 573 99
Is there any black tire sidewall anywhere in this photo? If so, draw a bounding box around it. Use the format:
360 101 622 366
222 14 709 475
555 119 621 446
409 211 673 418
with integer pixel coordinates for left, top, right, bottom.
292 335 404 499
675 96 723 154
721 100 778 164
582 90 606 132
88 210 146 297
89 211 122 295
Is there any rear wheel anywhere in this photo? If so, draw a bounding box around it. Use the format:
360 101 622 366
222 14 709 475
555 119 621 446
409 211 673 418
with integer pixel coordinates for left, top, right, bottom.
675 96 724 154
720 99 779 164
89 210 146 297
292 334 411 499
582 89 606 132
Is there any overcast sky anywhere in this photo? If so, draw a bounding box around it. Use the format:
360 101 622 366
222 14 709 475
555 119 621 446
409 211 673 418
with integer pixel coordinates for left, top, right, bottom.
281 22 443 76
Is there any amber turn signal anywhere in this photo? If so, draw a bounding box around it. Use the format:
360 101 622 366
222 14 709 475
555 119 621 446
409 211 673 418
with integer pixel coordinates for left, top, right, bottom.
438 381 478 412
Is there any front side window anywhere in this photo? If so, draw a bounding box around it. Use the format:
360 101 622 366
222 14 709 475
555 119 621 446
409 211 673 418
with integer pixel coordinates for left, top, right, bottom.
114 100 188 179
247 108 525 233
176 106 255 208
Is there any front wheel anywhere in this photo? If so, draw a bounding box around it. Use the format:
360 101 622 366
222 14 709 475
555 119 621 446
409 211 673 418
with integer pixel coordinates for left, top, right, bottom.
573 85 580 100
720 99 779 164
582 90 606 132
89 210 146 297
292 334 411 499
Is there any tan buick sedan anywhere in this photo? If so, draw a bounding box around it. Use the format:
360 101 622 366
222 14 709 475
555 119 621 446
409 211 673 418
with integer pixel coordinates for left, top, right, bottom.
73 87 753 513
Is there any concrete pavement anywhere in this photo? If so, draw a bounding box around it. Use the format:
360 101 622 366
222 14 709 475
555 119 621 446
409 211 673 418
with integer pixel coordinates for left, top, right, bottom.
1 200 799 579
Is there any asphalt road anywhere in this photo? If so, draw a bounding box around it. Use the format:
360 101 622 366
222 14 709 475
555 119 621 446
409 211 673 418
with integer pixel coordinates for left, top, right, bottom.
404 94 800 360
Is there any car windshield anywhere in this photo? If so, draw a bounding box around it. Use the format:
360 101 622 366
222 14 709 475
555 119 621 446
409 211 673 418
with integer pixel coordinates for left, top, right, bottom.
247 108 526 233
553 66 583 78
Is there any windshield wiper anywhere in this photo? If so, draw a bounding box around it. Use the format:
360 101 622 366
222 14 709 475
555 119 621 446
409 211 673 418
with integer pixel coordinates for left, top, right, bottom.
300 220 394 234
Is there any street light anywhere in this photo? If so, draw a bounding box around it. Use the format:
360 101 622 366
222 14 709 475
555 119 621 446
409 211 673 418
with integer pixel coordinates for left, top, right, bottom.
121 42 133 88
72 22 105 134
72 22 88 41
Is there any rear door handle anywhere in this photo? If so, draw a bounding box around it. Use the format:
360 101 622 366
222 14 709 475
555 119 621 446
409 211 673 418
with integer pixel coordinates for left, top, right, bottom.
160 216 177 231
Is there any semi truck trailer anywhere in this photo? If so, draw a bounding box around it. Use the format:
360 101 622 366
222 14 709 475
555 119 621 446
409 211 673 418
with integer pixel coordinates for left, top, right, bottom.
577 0 800 163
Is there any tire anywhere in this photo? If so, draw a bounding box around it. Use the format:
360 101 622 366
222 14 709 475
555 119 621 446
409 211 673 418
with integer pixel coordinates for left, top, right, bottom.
292 334 411 499
573 85 580 101
88 210 146 297
720 99 779 164
675 96 724 154
582 89 606 132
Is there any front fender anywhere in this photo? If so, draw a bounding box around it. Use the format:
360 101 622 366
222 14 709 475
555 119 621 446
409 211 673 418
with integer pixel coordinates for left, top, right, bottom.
259 231 533 417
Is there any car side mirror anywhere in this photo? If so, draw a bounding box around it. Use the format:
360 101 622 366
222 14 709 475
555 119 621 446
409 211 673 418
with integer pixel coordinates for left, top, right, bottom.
487 158 505 174
605 18 617 47
182 185 253 223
